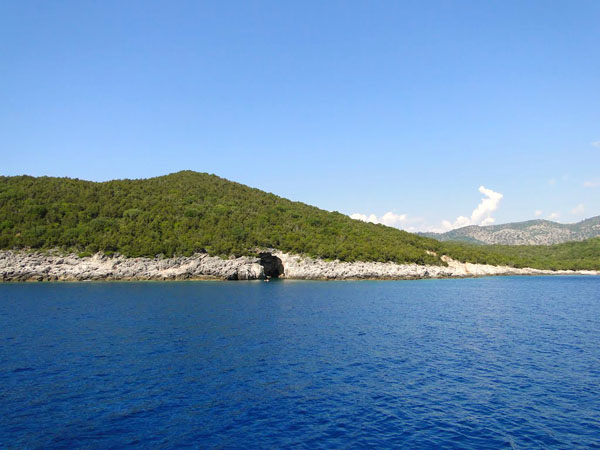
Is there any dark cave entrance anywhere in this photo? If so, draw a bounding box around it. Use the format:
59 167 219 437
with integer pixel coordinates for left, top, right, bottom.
259 252 284 278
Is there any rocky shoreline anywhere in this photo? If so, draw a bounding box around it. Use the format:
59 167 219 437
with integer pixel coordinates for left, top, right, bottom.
1 250 598 282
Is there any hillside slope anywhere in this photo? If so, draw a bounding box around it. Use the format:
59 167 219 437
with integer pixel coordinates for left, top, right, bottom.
440 238 600 271
1 171 599 271
421 217 600 245
0 171 442 265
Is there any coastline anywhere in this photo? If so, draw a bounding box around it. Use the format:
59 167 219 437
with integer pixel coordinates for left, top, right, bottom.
1 250 598 282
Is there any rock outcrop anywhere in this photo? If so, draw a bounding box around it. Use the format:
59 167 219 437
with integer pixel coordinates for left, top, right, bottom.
274 252 599 279
0 251 265 282
1 250 598 282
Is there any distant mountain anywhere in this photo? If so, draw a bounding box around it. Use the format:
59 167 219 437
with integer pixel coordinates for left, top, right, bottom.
420 216 600 245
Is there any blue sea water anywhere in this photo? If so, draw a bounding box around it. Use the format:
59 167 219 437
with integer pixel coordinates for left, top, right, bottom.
1 277 600 449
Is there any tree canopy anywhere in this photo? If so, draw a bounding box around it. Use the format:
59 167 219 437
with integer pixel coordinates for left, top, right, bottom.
1 171 598 270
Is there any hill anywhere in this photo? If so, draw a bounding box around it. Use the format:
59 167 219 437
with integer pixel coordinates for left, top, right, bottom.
1 171 599 271
420 217 600 245
0 171 442 265
439 238 600 271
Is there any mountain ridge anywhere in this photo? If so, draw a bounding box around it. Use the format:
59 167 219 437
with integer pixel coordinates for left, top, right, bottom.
420 216 600 245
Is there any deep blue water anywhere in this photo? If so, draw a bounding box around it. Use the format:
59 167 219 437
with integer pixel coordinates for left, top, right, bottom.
1 277 600 449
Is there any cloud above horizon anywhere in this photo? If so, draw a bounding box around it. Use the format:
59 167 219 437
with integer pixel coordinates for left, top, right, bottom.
548 212 560 220
349 211 408 228
584 180 600 188
571 203 585 215
348 211 425 232
438 186 503 232
350 186 503 233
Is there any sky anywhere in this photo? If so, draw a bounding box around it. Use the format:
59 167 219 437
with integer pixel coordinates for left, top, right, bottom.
1 1 599 232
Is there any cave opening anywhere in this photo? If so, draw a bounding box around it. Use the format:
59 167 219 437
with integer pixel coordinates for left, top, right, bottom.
259 252 284 278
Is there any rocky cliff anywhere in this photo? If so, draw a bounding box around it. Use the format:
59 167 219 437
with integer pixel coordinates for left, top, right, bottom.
1 250 597 282
0 251 265 281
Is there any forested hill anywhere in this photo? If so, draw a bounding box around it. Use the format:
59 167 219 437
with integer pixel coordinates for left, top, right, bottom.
0 171 442 265
1 171 599 270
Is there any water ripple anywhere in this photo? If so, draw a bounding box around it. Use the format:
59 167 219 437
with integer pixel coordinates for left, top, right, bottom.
1 277 600 449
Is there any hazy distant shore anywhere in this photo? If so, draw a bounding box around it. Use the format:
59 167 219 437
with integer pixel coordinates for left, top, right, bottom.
1 250 598 282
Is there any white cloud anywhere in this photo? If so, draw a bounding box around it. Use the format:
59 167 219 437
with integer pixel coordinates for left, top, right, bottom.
591 141 600 148
471 186 503 223
380 212 408 227
548 178 557 185
349 211 417 230
571 203 585 215
437 186 503 232
548 212 560 220
351 186 504 233
534 210 543 217
584 180 600 188
349 213 378 223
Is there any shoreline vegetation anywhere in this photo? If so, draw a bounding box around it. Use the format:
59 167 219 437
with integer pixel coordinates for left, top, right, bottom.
1 250 598 282
1 171 600 275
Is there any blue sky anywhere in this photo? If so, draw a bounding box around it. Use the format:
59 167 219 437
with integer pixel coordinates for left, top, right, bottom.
1 1 599 231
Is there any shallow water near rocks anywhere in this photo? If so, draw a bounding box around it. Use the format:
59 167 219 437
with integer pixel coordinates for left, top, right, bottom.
1 276 600 449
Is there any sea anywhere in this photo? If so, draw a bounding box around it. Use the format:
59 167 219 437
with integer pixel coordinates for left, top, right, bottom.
1 276 599 449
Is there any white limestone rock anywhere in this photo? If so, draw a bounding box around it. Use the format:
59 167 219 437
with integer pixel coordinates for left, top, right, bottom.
0 250 598 282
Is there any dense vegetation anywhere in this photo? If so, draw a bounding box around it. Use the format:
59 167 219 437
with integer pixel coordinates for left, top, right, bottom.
1 171 598 270
441 239 600 271
0 172 442 264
